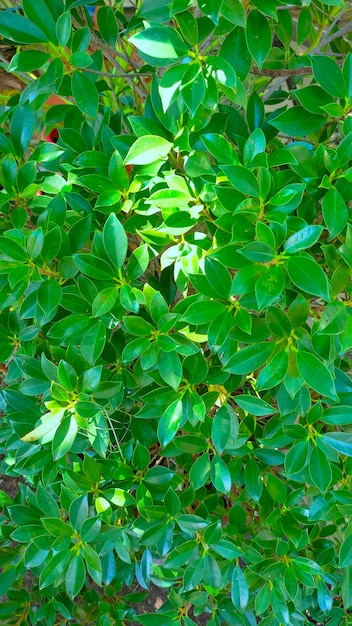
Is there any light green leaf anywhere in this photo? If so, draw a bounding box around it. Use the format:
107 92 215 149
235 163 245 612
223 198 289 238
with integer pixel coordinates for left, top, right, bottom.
158 400 183 447
129 25 188 60
124 135 173 165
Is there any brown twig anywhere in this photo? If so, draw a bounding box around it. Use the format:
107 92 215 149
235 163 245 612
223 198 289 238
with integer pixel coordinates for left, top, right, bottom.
251 66 313 77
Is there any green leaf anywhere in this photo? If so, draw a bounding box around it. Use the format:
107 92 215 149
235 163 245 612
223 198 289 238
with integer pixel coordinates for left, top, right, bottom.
124 135 173 165
292 85 334 115
210 455 231 494
189 453 211 489
221 165 259 197
0 236 27 262
47 315 92 344
211 404 238 454
65 554 86 599
255 266 285 309
82 544 102 586
52 414 78 461
21 409 64 443
80 322 106 365
311 56 346 99
10 105 35 157
181 300 226 324
73 254 114 280
72 71 99 118
322 432 352 457
158 350 182 390
56 11 71 47
58 360 77 392
225 342 274 375
0 11 49 43
23 0 57 43
97 6 118 47
285 440 311 477
102 213 128 270
8 50 51 73
322 406 352 425
221 0 245 27
235 395 276 416
37 280 62 316
202 133 238 164
309 446 332 492
0 569 16 596
296 351 337 401
286 255 329 301
183 557 205 591
69 495 88 530
40 551 71 589
181 65 206 116
336 130 352 166
246 10 272 69
257 351 288 390
284 226 323 253
269 107 325 136
129 25 188 60
322 188 348 240
318 301 347 335
244 459 262 501
340 537 352 569
92 287 118 317
231 566 249 610
158 399 183 447
198 0 220 24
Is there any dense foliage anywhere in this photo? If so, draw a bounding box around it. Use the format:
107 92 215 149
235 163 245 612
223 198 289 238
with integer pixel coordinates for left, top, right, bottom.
0 0 351 624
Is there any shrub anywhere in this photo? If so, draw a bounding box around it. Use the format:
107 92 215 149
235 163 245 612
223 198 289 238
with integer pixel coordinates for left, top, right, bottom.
0 1 351 624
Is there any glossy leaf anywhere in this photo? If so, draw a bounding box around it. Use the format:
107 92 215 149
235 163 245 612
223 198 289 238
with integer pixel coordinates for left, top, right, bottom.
287 256 329 301
296 351 337 401
246 10 272 69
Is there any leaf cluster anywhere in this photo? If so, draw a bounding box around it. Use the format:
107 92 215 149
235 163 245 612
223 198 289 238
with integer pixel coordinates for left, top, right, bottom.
0 1 351 625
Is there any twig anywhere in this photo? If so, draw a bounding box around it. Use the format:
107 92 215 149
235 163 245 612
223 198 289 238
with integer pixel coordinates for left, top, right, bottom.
313 21 352 53
83 67 152 78
251 66 312 77
323 3 351 40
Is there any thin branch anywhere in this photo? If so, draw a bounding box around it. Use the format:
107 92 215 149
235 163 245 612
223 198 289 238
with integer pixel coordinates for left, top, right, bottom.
313 21 352 53
323 3 351 40
251 66 312 77
83 67 152 78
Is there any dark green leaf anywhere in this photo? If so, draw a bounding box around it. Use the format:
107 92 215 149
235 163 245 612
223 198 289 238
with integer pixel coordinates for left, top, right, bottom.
296 351 337 401
311 56 346 99
287 255 329 301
